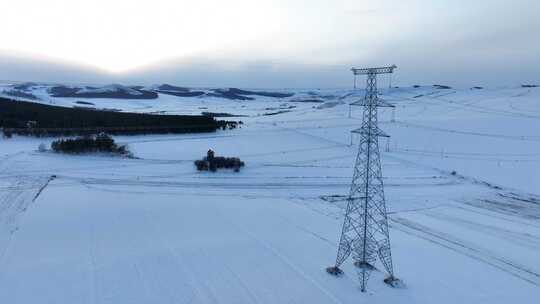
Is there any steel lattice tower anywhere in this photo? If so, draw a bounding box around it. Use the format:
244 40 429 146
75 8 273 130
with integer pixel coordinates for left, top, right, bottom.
327 65 399 292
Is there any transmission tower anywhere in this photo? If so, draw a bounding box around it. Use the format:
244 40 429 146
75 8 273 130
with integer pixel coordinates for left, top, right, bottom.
327 65 399 292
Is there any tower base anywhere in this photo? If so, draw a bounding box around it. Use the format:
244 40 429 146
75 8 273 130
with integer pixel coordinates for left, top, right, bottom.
353 261 375 270
326 266 344 276
384 276 404 288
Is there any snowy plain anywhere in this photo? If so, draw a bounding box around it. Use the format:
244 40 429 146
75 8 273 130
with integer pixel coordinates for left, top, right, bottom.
0 84 539 303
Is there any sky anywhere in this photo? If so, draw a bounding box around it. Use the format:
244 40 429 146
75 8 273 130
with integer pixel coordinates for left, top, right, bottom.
0 0 538 88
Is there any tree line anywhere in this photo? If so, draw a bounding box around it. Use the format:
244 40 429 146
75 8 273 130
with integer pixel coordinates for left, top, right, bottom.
51 133 131 156
0 97 240 137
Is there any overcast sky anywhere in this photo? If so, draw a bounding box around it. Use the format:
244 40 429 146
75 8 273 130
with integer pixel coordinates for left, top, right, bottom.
0 0 538 88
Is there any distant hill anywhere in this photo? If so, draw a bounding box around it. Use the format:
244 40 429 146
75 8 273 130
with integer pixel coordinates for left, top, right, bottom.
49 84 158 99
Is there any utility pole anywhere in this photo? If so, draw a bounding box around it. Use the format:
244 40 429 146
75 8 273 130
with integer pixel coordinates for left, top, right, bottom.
327 65 400 292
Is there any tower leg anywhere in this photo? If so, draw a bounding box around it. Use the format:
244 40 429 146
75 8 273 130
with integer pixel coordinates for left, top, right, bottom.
326 218 353 276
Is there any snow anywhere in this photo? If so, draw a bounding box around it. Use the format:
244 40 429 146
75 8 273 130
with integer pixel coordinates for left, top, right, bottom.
77 84 144 95
0 85 539 303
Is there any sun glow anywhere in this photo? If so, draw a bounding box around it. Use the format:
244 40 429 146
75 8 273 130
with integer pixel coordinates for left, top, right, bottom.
0 0 286 72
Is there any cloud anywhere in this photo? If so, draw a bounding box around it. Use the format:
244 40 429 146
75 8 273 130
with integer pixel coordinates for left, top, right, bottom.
0 0 538 88
0 52 114 84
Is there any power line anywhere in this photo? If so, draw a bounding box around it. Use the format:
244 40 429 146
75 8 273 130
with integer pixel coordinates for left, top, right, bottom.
393 121 540 142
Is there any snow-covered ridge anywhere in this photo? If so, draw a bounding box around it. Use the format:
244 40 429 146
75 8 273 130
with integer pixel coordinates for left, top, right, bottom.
0 81 538 118
0 82 346 102
77 84 144 95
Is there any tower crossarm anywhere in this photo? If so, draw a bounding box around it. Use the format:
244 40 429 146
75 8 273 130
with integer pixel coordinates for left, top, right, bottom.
351 65 397 75
350 99 395 108
351 128 390 138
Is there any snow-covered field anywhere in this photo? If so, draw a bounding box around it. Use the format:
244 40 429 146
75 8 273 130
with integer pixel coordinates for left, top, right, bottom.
1 85 539 303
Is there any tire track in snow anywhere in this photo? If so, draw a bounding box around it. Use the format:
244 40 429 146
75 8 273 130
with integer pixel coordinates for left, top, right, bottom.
194 248 263 304
87 204 195 304
130 206 215 304
88 222 101 304
421 208 540 251
390 216 540 287
72 176 459 191
216 209 346 304
451 203 540 229
0 174 55 273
